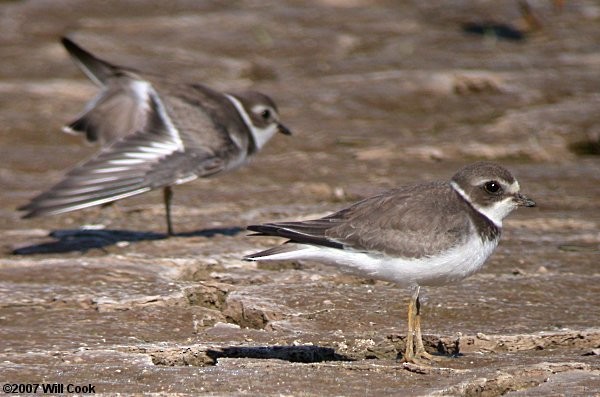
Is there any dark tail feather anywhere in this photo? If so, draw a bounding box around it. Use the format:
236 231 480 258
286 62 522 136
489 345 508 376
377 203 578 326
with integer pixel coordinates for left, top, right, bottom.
65 116 99 142
243 243 299 261
246 224 343 249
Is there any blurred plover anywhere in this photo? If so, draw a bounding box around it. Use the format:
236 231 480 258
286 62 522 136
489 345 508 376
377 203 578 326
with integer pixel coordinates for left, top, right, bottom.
19 37 291 235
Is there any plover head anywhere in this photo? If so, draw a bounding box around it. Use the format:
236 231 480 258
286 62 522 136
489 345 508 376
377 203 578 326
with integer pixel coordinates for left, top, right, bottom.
450 162 536 227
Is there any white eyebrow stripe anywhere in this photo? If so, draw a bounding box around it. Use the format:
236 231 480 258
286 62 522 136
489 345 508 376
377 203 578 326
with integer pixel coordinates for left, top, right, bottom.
472 177 507 186
507 180 520 194
470 178 520 194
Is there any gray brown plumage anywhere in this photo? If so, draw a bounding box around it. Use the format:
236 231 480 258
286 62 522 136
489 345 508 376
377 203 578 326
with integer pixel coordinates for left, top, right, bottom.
19 37 291 235
245 162 535 363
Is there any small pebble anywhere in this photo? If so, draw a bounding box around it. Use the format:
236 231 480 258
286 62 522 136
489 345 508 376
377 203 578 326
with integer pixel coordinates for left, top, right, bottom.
213 322 240 329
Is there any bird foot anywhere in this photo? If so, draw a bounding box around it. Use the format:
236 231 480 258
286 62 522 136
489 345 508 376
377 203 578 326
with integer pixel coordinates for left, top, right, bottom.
401 348 454 366
402 351 434 365
415 348 434 361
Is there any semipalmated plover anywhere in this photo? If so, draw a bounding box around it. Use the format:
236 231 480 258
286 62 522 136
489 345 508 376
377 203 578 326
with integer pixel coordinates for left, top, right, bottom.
19 37 291 235
244 162 535 363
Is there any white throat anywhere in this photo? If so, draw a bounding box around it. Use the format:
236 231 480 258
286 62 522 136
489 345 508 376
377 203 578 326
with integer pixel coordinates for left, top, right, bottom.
450 181 514 228
225 94 278 150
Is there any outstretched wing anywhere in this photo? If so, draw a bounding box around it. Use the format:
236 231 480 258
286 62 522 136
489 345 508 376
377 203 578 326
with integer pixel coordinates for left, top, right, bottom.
61 37 121 86
61 37 154 144
19 91 224 218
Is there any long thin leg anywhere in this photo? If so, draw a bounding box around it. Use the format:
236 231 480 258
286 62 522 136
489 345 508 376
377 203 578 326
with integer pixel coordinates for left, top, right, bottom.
163 186 174 236
414 294 433 359
403 286 420 362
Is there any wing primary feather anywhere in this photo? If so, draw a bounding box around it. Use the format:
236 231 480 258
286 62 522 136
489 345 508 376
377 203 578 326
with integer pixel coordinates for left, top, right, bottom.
243 243 299 260
61 37 117 86
246 223 344 249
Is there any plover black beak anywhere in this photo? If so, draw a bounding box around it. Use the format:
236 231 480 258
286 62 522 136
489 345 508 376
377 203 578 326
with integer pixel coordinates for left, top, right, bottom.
277 123 292 136
514 193 536 207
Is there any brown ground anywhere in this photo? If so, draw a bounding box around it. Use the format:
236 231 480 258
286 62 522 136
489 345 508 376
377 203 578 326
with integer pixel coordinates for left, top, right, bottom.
0 0 599 395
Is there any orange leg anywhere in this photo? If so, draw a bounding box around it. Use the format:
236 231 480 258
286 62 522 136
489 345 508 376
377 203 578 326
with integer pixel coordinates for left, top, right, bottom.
403 286 433 363
403 287 417 362
414 293 433 360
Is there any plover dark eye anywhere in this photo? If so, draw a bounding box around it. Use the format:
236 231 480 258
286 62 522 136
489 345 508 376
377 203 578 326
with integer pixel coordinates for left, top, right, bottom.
260 109 271 120
484 181 502 194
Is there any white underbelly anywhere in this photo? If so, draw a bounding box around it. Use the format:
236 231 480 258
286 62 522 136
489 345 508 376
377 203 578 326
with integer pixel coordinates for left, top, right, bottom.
262 235 500 288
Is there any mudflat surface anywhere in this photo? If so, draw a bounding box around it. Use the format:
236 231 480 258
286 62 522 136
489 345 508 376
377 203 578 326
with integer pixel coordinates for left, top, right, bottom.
1 1 599 395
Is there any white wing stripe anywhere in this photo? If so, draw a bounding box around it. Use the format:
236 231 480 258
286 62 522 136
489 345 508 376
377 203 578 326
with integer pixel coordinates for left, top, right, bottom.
35 187 152 216
148 89 184 151
109 158 147 165
90 166 137 173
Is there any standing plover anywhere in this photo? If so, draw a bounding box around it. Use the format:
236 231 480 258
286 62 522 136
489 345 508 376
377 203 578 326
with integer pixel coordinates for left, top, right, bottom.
245 162 535 363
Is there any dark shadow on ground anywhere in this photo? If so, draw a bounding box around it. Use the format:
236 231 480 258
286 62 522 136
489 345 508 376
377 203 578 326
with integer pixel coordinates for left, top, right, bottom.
205 345 354 364
461 21 526 41
11 227 244 255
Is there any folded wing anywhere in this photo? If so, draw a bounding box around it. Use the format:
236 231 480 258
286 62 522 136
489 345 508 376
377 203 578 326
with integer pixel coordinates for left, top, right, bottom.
246 184 472 259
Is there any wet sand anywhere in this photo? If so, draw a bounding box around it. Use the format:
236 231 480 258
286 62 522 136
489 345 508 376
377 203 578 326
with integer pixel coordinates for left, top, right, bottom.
0 1 599 395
